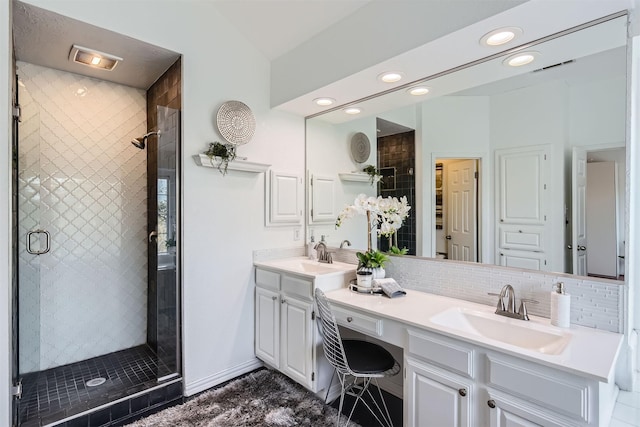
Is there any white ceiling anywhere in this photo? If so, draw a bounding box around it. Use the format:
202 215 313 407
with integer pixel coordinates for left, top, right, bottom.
210 0 371 60
13 1 180 90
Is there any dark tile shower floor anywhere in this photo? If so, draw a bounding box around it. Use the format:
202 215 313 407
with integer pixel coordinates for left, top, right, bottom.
19 345 172 426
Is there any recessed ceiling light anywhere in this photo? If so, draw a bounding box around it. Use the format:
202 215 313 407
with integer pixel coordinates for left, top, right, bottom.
344 107 362 115
378 72 404 83
407 86 430 96
313 97 335 107
480 27 522 46
503 51 539 67
69 45 122 71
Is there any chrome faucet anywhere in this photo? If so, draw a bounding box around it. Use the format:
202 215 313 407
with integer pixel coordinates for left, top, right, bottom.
339 239 351 249
489 284 538 321
314 241 333 263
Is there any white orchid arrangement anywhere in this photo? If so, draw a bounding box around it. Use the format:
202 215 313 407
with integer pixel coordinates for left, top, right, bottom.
335 193 411 254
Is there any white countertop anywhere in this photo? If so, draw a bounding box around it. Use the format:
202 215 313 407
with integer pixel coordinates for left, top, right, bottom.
325 288 623 383
254 256 356 279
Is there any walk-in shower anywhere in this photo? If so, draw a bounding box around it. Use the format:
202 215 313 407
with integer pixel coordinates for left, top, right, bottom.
12 2 182 426
131 131 161 149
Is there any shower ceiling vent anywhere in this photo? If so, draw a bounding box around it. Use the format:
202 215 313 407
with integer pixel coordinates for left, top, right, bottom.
69 45 122 71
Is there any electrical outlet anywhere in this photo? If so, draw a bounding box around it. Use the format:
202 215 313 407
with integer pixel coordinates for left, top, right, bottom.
293 228 301 241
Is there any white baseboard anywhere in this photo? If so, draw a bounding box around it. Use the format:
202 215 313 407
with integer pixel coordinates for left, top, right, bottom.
184 358 264 396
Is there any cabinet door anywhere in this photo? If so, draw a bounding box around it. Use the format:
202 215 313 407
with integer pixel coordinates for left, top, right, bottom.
487 394 570 427
280 296 314 388
496 146 548 226
255 287 280 368
406 358 472 427
489 406 541 427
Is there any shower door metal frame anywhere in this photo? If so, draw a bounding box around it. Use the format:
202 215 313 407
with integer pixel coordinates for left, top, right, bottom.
11 71 21 427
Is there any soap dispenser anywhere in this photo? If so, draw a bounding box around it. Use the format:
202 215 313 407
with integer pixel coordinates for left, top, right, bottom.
550 282 570 328
308 234 316 260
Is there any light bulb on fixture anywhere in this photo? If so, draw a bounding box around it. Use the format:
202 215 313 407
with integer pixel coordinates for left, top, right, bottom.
480 27 522 46
344 107 362 115
378 72 404 83
407 86 430 96
503 51 539 67
90 56 102 65
313 97 335 107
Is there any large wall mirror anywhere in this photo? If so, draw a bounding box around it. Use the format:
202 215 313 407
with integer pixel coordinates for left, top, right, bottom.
306 13 627 280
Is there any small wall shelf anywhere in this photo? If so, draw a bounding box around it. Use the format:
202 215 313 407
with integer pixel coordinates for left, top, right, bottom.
339 172 370 183
193 154 270 173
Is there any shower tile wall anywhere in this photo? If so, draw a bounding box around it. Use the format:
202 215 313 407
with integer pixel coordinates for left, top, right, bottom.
377 131 416 255
18 61 148 373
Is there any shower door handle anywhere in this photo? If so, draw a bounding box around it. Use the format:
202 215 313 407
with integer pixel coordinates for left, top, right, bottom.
26 229 50 255
149 231 158 243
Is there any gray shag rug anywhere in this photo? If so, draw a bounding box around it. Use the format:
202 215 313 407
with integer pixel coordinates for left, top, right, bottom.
126 369 360 427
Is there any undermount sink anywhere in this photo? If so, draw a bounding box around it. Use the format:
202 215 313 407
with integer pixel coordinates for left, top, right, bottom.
430 307 570 355
262 257 356 276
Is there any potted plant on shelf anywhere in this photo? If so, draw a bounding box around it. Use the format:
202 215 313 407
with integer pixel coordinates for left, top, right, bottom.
362 164 383 186
204 141 237 175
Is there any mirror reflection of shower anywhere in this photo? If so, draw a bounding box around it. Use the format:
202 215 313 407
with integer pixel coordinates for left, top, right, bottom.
131 130 161 149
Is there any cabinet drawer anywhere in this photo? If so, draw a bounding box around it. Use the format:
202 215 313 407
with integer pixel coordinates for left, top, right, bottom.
487 354 589 422
407 330 474 378
256 268 280 291
333 306 383 337
498 225 544 251
281 275 313 301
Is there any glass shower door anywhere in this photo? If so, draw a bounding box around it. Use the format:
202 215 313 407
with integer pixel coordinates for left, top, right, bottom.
154 105 180 381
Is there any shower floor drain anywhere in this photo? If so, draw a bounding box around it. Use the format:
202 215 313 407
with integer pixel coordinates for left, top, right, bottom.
85 378 106 387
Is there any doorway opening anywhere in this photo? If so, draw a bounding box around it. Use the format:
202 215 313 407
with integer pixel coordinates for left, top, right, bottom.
434 158 480 262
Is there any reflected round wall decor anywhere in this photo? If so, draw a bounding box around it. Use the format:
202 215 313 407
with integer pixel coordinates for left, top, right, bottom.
350 132 371 163
216 100 256 145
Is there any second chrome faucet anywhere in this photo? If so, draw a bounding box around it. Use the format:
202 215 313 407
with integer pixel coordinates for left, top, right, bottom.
490 284 538 321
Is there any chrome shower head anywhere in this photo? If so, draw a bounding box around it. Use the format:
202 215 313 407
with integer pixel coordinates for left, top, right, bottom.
130 131 160 150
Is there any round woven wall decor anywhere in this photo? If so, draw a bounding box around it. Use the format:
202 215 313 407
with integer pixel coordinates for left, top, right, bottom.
350 132 370 163
216 100 256 145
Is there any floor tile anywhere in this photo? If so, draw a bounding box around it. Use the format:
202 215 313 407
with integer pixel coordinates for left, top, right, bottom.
612 402 640 426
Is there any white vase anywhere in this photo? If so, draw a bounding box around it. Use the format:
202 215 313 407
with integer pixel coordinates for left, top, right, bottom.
358 267 385 280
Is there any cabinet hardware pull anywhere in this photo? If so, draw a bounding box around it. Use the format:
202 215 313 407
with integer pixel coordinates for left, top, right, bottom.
458 388 466 397
272 296 277 301
346 317 353 322
487 400 496 409
281 298 286 304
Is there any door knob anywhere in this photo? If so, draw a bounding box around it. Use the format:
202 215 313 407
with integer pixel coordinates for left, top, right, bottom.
148 231 158 242
445 235 452 240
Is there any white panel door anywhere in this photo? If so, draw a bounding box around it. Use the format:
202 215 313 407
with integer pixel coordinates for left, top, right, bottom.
406 358 472 427
586 161 618 277
571 147 587 276
255 287 279 368
447 159 477 262
280 296 313 388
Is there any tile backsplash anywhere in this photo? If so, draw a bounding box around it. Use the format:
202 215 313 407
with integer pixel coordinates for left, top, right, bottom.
271 247 624 334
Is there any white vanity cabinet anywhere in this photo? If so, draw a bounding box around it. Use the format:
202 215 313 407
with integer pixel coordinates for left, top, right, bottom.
404 326 616 427
254 264 354 392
